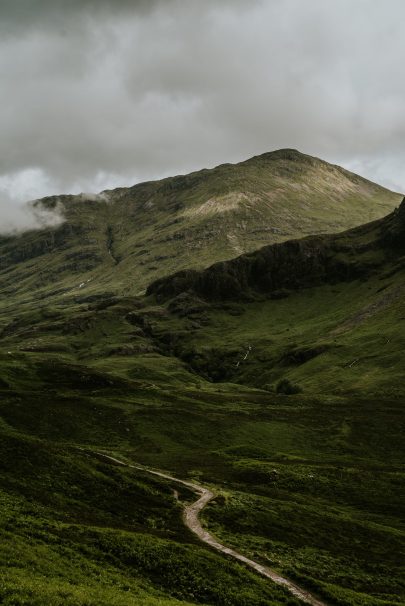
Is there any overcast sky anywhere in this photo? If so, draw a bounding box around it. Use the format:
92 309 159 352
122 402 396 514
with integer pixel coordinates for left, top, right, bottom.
1 0 404 229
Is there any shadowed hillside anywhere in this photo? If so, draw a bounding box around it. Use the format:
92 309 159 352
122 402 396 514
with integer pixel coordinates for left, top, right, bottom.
148 197 405 302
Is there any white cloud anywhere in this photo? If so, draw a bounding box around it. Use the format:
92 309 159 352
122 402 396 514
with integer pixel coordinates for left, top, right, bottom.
0 168 61 231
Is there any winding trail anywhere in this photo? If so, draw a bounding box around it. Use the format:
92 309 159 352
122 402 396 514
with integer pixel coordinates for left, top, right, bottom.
94 452 327 606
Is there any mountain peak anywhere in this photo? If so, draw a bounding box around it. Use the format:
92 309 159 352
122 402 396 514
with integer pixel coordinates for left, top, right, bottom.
243 147 311 166
0 151 401 307
259 147 303 159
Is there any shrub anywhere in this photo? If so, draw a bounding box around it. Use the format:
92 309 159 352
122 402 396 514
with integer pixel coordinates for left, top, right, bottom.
276 378 303 395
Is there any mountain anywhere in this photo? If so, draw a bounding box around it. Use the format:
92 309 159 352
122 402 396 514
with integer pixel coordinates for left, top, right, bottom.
0 154 404 606
148 194 405 302
143 197 405 395
0 149 400 312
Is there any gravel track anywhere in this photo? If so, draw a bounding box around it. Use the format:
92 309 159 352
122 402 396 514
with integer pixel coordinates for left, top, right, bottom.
95 452 327 606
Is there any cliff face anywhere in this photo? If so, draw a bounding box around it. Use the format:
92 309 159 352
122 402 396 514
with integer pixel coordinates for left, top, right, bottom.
147 202 405 302
147 237 354 301
381 197 405 248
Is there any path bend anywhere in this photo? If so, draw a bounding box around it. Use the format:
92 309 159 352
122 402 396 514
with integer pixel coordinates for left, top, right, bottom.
94 452 327 606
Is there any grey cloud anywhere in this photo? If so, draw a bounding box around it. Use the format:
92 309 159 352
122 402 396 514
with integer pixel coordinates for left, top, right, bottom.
0 0 164 32
0 0 404 232
0 0 244 33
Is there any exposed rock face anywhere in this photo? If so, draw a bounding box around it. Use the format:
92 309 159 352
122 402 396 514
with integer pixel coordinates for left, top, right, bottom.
147 235 369 301
381 197 405 248
148 200 405 303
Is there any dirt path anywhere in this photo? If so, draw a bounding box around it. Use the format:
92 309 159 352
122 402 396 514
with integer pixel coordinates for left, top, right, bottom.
95 452 327 606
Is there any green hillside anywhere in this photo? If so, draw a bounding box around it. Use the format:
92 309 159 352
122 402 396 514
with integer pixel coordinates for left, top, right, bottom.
144 196 405 395
0 149 400 313
0 157 404 606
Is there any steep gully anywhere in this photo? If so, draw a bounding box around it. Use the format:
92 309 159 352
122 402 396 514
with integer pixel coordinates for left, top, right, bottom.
93 451 327 606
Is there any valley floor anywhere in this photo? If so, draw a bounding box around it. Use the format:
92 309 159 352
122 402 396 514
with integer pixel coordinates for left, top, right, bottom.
95 451 327 606
0 382 403 606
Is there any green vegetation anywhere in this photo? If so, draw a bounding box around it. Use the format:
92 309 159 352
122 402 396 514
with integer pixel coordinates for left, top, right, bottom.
0 381 403 604
0 149 400 316
145 199 405 395
0 429 299 606
275 378 302 394
0 154 404 605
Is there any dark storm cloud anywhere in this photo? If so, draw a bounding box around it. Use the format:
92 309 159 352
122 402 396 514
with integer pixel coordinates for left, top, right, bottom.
1 0 404 230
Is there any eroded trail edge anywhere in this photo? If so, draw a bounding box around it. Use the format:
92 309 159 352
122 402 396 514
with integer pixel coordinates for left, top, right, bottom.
95 452 327 606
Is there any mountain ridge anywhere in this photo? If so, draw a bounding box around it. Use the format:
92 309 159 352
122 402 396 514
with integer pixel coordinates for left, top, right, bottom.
147 196 405 302
0 149 401 314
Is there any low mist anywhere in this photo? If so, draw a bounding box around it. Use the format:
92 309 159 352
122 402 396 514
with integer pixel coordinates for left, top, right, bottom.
0 194 64 234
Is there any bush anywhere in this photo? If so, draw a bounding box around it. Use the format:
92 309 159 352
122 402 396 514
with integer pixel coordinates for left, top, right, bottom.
276 378 303 395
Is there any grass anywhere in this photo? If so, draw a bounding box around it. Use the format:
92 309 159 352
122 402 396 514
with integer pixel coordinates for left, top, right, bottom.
0 375 403 604
0 149 400 315
0 266 404 603
0 428 300 606
0 161 404 604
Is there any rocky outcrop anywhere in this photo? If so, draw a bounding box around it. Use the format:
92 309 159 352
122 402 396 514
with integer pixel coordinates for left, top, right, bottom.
381 196 405 248
147 231 376 302
147 197 405 304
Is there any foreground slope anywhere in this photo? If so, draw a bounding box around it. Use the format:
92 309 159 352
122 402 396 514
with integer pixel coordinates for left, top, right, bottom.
0 149 400 312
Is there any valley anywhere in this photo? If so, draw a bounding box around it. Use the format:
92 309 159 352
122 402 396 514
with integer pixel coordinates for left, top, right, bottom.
0 152 404 606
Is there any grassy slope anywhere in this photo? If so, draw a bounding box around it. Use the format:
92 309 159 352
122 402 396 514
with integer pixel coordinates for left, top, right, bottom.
0 379 403 605
0 425 299 606
0 271 404 600
0 160 404 605
0 149 400 312
142 198 405 395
